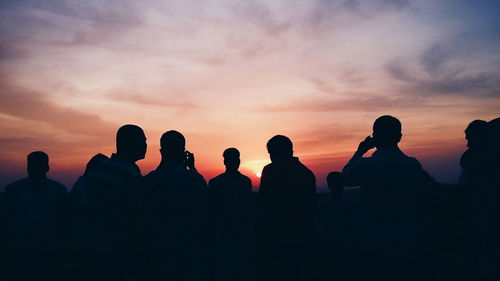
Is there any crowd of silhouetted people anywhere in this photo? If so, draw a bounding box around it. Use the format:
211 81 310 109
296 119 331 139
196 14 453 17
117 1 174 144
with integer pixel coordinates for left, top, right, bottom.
0 115 499 281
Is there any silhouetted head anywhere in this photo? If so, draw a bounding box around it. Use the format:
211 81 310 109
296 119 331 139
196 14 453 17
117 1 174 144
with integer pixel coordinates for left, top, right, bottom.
327 171 343 191
372 115 402 148
116 124 147 162
84 153 109 176
223 147 240 172
160 130 186 162
267 135 293 163
27 151 49 180
464 120 488 148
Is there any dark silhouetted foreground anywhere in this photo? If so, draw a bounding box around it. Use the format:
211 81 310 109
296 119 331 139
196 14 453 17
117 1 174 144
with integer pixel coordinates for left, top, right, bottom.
1 116 499 281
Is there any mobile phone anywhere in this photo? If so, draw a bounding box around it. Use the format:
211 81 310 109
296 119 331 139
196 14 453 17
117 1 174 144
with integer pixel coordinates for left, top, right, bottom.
364 136 375 149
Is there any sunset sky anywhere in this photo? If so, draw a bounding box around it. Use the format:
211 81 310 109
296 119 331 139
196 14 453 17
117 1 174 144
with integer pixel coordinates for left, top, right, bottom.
1 0 499 190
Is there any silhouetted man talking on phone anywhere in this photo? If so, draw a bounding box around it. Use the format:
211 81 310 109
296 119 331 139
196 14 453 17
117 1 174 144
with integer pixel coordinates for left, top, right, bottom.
341 115 427 281
144 130 208 281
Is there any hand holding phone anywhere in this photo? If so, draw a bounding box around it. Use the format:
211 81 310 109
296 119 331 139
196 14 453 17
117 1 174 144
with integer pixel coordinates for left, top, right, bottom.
357 136 375 154
184 150 195 170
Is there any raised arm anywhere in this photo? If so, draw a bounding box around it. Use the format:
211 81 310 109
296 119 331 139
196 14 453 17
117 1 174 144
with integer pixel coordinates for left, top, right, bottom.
342 136 374 186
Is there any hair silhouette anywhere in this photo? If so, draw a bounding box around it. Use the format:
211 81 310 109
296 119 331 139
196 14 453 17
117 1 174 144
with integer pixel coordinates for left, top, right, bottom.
465 120 488 148
160 130 186 163
223 147 240 172
373 115 402 148
27 151 49 180
116 124 147 162
266 135 293 163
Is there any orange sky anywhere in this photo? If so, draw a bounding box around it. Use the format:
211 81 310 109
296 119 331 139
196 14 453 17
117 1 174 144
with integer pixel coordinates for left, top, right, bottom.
1 0 499 190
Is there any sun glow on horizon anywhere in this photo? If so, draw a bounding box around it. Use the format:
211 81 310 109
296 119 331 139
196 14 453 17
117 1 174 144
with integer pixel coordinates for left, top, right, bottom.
0 0 499 190
242 159 268 180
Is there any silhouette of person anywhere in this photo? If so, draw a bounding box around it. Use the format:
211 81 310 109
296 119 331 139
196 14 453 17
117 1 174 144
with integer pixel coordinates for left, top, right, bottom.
2 151 68 281
209 148 253 281
67 153 109 280
257 135 316 281
78 125 147 281
467 117 500 281
457 120 490 279
144 130 209 281
341 115 427 281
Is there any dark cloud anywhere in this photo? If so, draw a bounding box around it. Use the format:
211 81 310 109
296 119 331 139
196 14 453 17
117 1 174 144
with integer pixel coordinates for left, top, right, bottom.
420 44 451 76
308 0 412 30
385 59 414 82
418 73 500 96
386 57 500 97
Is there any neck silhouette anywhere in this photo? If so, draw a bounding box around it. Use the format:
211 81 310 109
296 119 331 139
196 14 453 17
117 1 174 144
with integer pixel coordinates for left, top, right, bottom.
114 151 140 165
159 149 185 167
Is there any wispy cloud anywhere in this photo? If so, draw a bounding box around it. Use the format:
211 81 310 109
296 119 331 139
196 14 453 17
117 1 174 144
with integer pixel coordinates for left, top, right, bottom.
385 58 500 97
0 81 117 136
255 95 448 113
0 0 499 188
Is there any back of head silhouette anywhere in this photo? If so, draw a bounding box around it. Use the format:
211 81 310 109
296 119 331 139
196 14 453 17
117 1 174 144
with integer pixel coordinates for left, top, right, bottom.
223 147 240 172
267 135 293 163
465 119 488 148
327 171 343 190
116 124 147 162
160 130 186 162
84 153 109 176
373 115 402 148
27 151 49 180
